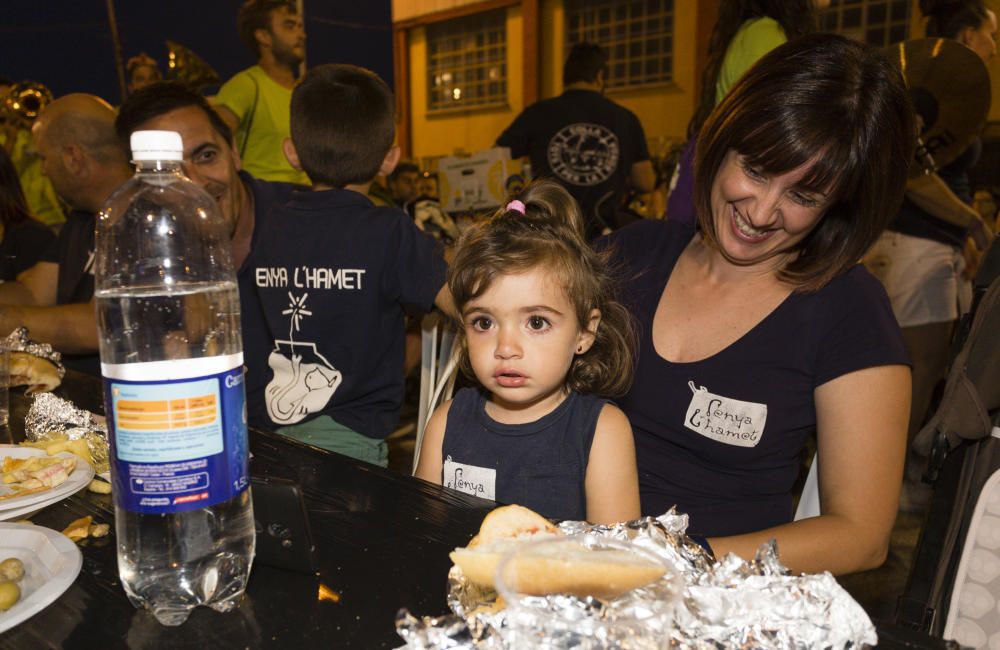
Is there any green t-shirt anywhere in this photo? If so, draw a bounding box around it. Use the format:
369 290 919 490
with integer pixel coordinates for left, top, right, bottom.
715 17 788 104
215 65 310 185
7 129 65 227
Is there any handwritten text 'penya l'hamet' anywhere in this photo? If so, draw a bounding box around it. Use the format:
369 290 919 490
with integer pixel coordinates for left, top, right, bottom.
687 398 761 443
255 267 366 290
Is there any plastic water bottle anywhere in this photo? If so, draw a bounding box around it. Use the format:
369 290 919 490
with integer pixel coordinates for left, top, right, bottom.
95 130 255 626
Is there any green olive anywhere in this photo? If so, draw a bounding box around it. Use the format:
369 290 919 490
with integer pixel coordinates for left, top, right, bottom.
0 558 24 582
0 580 20 611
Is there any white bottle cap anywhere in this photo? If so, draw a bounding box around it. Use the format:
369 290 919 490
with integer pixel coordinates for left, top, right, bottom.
130 130 183 162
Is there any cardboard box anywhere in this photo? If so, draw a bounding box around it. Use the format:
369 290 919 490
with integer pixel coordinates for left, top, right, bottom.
437 148 523 214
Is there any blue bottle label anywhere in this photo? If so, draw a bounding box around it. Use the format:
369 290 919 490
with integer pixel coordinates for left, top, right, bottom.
102 354 249 514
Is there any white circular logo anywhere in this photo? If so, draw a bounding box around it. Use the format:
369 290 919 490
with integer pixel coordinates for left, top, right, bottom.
547 123 620 186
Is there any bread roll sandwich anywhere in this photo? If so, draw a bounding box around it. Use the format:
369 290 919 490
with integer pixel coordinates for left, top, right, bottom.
450 505 666 600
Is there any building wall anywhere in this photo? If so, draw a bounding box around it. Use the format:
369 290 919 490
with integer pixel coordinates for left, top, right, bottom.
397 0 1000 162
408 7 525 160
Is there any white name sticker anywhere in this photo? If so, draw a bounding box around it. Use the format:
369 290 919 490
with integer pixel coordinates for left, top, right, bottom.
683 381 767 448
443 456 496 501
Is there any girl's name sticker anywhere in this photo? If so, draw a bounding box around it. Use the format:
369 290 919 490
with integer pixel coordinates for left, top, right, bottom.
684 381 767 448
443 456 496 500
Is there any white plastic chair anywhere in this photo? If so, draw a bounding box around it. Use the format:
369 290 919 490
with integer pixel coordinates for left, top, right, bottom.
411 313 459 473
794 453 820 520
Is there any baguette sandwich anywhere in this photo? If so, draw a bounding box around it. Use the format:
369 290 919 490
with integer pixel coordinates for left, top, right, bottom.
450 505 666 599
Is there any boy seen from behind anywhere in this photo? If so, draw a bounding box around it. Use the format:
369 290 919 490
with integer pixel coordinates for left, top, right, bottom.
243 64 451 466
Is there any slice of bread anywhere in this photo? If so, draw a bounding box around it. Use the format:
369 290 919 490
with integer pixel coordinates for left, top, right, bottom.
497 540 666 599
451 505 560 587
450 505 666 599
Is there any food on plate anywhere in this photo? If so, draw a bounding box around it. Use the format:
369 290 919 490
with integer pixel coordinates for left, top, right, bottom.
0 558 23 582
62 515 109 542
0 557 24 611
449 504 560 588
0 580 19 611
19 436 93 467
0 455 77 500
9 351 62 395
3 327 65 394
87 479 111 494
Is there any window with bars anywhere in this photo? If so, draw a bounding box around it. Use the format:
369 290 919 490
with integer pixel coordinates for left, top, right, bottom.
426 10 507 112
565 0 674 90
821 0 910 47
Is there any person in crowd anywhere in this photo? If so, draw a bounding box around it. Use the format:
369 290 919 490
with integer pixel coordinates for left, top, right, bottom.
864 0 996 511
0 147 54 280
369 160 420 209
415 181 639 525
244 64 451 466
115 81 300 418
1 81 65 228
215 0 309 185
667 0 821 225
973 187 998 232
0 94 131 373
496 42 655 240
126 53 162 95
387 160 420 207
416 170 439 200
601 34 915 575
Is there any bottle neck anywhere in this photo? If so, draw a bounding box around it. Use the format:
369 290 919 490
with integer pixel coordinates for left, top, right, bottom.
133 159 184 174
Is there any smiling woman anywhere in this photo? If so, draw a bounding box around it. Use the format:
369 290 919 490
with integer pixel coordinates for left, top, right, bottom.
600 34 917 576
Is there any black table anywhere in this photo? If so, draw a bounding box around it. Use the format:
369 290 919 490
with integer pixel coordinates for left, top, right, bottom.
0 372 955 649
0 371 494 649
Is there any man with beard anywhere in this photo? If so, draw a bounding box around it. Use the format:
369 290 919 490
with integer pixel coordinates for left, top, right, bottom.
116 81 298 415
215 0 309 184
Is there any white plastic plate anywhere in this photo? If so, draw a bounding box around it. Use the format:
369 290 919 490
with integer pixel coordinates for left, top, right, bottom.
0 522 82 634
0 447 95 514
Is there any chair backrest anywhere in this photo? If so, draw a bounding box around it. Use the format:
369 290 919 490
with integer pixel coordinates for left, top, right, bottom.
412 313 459 473
794 453 820 521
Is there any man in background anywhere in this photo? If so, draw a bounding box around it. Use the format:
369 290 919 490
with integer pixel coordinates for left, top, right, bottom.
215 0 309 185
0 94 131 373
496 42 655 239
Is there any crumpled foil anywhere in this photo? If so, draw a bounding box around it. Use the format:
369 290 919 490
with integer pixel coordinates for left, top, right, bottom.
3 326 66 377
396 509 877 650
24 392 109 475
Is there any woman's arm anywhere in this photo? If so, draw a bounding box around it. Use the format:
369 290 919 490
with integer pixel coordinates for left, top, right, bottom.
585 404 641 525
707 364 910 575
413 400 453 483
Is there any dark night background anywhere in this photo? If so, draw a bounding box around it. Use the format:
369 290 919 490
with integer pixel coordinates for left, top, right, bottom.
0 1 394 103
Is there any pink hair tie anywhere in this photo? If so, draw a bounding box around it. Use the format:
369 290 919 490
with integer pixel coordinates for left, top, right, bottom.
506 200 526 214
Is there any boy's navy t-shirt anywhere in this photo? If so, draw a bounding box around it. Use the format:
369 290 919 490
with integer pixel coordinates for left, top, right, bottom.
242 186 446 440
600 219 909 537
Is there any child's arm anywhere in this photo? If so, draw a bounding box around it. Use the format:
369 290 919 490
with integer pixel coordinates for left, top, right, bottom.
584 404 641 525
413 400 454 483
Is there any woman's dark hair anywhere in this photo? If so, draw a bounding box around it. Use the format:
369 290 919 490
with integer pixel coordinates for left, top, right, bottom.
687 0 818 139
920 0 991 38
694 34 916 292
0 147 32 229
449 180 635 397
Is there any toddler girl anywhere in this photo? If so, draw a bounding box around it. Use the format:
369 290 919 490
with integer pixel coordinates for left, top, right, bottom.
415 181 639 525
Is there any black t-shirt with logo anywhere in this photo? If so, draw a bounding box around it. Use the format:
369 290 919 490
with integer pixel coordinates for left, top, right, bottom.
598 219 909 537
241 187 447 440
497 89 650 238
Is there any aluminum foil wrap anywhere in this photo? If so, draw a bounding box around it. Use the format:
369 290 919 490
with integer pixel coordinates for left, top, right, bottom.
3 326 66 375
396 509 877 649
24 392 109 475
